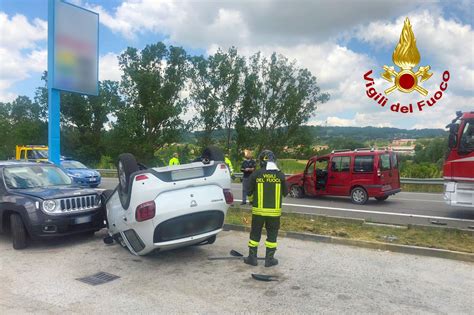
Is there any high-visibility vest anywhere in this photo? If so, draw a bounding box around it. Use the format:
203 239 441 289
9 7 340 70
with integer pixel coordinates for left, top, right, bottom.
169 157 180 166
248 169 287 217
224 157 234 175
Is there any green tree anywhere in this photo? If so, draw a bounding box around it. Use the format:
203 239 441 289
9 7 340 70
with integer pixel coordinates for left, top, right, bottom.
190 47 245 150
0 96 47 159
239 52 329 154
115 43 189 162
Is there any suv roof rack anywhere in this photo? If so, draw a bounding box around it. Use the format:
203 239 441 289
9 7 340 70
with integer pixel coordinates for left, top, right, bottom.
331 149 351 154
354 148 375 152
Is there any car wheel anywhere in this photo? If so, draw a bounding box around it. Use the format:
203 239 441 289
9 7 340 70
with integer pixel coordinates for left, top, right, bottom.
206 235 216 244
289 185 304 198
90 184 99 188
117 153 139 207
201 146 224 163
10 213 27 250
351 187 368 205
375 196 389 201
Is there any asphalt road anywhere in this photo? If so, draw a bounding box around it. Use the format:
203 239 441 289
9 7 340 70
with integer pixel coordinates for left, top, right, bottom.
1 230 472 313
100 178 474 229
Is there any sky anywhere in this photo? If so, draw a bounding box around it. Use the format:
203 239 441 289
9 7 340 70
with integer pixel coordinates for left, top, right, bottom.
0 0 472 130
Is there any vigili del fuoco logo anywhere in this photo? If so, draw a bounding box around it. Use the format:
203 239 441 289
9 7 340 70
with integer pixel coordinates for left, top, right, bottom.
363 18 450 113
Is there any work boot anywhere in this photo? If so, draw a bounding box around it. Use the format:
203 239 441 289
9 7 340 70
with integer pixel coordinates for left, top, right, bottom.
264 248 278 267
243 247 258 266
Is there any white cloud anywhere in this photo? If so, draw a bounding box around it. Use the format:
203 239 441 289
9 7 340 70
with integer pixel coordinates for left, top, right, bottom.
0 12 47 102
0 13 47 50
99 52 122 81
90 0 423 46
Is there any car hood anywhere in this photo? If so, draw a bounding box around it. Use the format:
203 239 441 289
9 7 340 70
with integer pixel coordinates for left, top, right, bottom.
12 186 97 200
286 173 303 184
65 168 99 177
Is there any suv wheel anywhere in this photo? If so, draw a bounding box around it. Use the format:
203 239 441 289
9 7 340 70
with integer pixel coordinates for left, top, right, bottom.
289 185 304 198
117 153 139 208
375 196 389 202
10 213 27 249
351 187 368 205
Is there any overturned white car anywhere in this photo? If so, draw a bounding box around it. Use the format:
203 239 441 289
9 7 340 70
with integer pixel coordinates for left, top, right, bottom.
103 148 233 255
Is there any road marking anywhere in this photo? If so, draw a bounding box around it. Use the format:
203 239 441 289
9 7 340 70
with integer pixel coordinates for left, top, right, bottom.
232 199 474 223
390 198 444 203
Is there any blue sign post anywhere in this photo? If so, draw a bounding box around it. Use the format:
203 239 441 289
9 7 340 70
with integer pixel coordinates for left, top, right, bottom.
47 0 99 164
48 0 60 165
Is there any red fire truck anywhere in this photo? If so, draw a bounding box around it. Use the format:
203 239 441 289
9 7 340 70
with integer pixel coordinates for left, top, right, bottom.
444 111 474 208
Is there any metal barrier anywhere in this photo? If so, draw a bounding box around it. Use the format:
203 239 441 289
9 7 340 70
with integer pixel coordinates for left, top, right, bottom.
96 169 444 185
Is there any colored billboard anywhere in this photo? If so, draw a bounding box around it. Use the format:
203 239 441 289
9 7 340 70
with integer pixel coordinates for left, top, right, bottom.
53 0 98 95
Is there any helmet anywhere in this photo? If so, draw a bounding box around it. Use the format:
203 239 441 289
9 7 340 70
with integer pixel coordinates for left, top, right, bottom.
258 150 276 168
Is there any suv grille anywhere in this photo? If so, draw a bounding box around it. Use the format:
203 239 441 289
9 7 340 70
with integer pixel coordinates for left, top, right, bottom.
59 195 99 212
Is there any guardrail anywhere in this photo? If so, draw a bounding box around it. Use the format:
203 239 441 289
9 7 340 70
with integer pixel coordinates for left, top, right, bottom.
96 169 444 185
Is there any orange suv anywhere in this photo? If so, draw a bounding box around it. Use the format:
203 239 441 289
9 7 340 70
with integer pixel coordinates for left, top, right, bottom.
286 149 401 204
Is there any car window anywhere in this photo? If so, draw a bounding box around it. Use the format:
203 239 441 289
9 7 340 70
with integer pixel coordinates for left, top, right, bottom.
61 161 87 169
27 150 35 159
379 154 391 171
316 159 328 170
354 155 374 173
331 156 351 172
4 165 72 189
391 153 398 169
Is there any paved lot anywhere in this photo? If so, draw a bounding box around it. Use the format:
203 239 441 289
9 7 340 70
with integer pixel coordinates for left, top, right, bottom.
101 178 474 229
1 229 473 314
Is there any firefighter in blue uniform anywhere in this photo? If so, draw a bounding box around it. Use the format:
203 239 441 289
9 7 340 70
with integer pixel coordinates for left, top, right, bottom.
244 150 288 267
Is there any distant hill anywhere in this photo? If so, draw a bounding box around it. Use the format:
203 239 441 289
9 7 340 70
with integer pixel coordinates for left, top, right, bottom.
306 126 447 141
186 126 447 144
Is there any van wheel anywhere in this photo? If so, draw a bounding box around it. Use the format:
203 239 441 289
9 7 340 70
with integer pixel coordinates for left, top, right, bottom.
11 213 27 249
351 187 368 205
289 185 304 198
117 153 139 208
375 196 389 201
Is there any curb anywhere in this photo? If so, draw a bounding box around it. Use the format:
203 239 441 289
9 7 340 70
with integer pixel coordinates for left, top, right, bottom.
223 224 474 263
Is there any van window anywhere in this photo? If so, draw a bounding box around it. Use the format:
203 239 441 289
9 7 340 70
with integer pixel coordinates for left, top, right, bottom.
391 153 398 169
379 154 391 171
354 155 374 172
305 161 315 175
331 156 351 172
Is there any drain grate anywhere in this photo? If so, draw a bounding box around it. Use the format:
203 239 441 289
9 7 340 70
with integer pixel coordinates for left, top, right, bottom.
76 272 120 286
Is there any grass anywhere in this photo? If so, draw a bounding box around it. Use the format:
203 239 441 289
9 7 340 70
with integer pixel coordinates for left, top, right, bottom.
401 183 443 193
225 207 474 253
278 159 307 174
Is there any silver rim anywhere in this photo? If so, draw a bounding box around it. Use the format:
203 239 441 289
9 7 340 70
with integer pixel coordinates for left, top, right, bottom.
290 186 299 198
352 189 366 203
118 161 126 189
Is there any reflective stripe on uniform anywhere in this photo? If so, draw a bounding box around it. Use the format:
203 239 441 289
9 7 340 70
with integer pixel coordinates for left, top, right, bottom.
248 239 259 247
252 207 281 217
275 183 281 211
265 240 277 249
258 182 263 209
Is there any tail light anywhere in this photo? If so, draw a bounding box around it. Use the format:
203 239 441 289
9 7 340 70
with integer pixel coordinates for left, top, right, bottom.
136 201 155 222
377 169 381 177
135 174 149 181
223 189 234 204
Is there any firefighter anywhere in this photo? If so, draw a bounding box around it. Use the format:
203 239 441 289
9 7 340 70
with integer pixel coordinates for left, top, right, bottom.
244 150 288 267
224 154 235 179
169 153 180 166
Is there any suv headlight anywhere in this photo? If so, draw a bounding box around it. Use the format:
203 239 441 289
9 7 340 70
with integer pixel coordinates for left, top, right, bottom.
42 200 57 212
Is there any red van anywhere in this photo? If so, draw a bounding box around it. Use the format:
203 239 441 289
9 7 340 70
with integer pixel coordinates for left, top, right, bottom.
286 149 401 204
